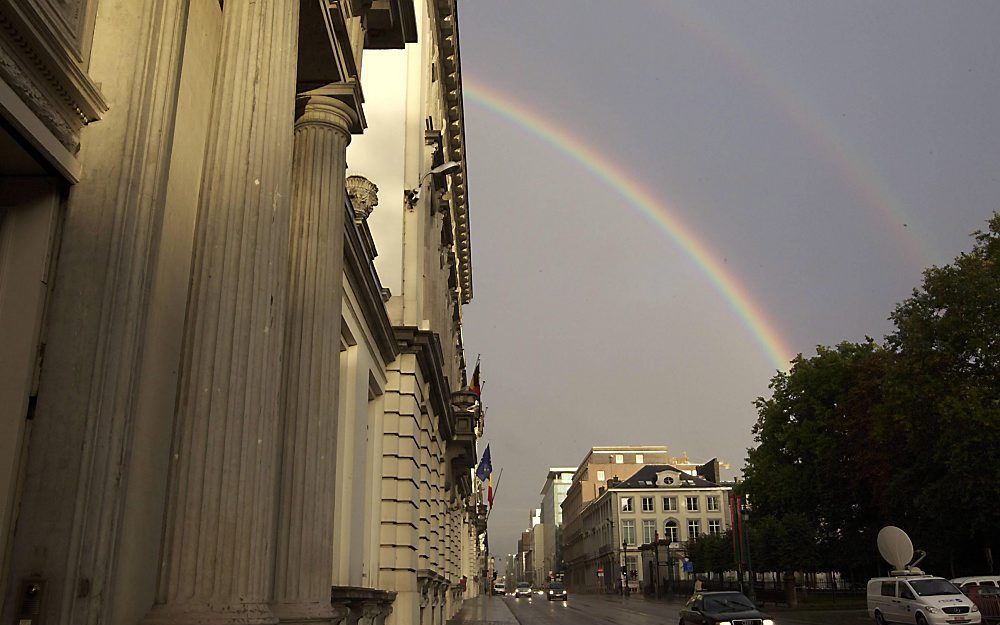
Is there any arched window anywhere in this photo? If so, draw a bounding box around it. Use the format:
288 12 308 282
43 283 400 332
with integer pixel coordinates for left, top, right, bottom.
663 519 679 543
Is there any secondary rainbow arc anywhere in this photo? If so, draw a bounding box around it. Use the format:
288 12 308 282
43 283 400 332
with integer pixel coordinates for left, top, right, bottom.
662 1 934 267
464 80 794 371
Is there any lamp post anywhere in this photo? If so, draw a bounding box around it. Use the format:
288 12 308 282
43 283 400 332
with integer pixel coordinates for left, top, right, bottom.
741 501 756 601
653 531 661 598
622 539 628 597
666 541 674 596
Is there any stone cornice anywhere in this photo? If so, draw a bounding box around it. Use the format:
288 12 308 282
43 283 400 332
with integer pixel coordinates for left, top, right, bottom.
394 326 454 441
0 0 107 151
344 198 397 363
433 0 472 304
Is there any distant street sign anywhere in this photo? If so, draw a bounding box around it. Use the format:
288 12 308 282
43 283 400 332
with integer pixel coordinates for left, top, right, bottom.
682 561 695 573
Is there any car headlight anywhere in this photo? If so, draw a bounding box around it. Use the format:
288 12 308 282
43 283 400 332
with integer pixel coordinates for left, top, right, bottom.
763 620 775 625
925 607 939 614
719 622 732 625
971 605 979 613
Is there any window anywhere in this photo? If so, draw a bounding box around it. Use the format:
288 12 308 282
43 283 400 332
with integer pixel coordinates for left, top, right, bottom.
662 496 677 512
635 454 644 463
707 495 720 512
687 519 701 540
621 496 634 512
881 582 896 597
899 584 915 600
641 496 654 512
622 520 636 546
642 519 656 545
686 496 699 511
597 470 606 482
663 519 679 542
708 519 722 535
910 580 961 597
615 454 624 464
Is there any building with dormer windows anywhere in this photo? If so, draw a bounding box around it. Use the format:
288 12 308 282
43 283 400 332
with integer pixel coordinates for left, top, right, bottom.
562 463 732 593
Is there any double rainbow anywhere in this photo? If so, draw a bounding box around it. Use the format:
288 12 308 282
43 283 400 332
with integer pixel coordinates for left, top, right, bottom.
465 81 795 371
660 1 933 267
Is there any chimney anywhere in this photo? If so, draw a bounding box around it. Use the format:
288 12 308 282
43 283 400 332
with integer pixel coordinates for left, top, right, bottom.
696 458 721 484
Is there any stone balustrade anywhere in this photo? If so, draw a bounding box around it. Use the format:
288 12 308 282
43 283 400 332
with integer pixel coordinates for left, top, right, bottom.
330 586 396 625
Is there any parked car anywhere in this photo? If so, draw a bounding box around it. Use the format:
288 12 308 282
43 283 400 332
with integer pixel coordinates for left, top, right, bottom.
679 592 773 625
962 586 1000 625
546 582 568 601
954 578 1000 591
514 582 532 598
868 576 981 625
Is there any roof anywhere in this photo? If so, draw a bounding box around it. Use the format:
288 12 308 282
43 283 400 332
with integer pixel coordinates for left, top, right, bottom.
615 464 720 489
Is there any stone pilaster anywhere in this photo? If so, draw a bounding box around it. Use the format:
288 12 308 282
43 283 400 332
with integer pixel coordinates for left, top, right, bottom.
379 359 421 625
271 94 358 624
417 412 432 573
429 446 443 576
143 0 298 622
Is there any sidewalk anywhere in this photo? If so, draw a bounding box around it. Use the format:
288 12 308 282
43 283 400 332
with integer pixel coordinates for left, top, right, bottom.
446 595 519 625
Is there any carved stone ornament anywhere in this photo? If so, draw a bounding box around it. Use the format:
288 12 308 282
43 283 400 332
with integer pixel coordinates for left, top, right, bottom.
346 174 379 221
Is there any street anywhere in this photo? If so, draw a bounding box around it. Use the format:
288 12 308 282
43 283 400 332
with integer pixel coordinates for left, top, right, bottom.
505 593 670 625
448 595 872 625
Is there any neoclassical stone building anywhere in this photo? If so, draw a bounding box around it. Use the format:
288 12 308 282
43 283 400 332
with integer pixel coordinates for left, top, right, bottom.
0 1 484 625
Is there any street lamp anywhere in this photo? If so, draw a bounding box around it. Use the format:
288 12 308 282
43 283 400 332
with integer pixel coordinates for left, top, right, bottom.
741 503 756 601
622 539 628 597
404 160 462 207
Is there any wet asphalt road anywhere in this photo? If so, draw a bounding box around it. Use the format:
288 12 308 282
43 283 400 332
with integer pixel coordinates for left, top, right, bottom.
503 593 678 625
500 593 870 625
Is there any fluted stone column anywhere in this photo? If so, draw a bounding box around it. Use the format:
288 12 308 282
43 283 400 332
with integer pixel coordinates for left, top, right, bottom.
143 0 298 623
271 94 358 623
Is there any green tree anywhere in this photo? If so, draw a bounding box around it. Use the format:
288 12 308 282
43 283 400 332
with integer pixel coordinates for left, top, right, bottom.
877 214 1000 575
688 532 735 582
743 341 888 575
742 214 1000 578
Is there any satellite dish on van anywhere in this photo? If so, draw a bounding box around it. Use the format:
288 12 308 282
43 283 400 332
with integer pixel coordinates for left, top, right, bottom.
877 526 914 570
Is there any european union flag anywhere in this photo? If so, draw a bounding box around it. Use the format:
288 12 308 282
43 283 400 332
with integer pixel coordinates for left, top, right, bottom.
475 445 492 482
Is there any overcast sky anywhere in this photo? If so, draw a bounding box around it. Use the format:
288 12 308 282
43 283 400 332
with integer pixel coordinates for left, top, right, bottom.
455 2 1000 564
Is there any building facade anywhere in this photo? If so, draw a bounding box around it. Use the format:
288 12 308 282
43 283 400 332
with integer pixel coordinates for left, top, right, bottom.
538 467 576 580
563 464 731 593
0 2 483 625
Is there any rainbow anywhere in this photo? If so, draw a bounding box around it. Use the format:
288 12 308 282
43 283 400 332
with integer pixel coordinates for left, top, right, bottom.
464 80 794 371
661 2 935 267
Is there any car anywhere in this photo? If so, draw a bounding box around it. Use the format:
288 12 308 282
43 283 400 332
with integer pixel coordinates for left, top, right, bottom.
868 575 981 625
954 578 1000 591
547 582 568 601
514 582 532 598
679 591 773 625
961 586 1000 625
492 581 505 596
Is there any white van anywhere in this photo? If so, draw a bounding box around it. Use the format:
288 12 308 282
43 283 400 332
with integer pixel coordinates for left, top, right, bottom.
868 576 981 625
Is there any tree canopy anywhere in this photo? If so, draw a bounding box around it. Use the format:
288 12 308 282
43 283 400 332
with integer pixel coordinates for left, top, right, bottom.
742 214 1000 579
